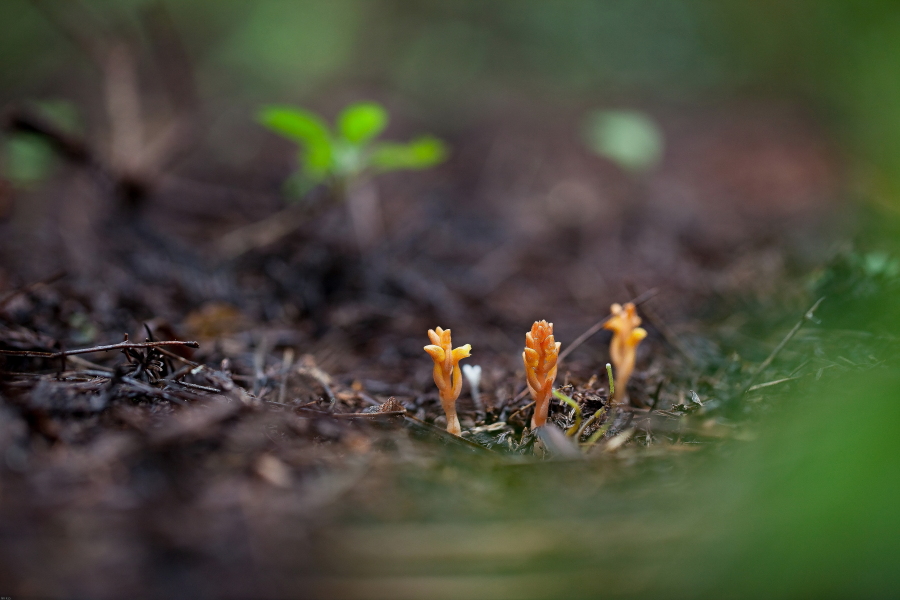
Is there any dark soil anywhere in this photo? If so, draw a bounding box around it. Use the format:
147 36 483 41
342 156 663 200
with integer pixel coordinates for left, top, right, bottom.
0 100 855 598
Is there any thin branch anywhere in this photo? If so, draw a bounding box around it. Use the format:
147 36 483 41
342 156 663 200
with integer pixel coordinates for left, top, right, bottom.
0 340 199 359
506 400 535 423
745 296 825 389
558 287 659 363
624 282 694 364
746 376 804 393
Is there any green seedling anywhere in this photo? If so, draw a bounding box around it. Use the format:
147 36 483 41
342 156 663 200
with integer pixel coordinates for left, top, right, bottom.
258 101 448 197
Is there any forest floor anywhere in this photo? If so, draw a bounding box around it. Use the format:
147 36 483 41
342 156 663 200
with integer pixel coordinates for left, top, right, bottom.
0 99 883 599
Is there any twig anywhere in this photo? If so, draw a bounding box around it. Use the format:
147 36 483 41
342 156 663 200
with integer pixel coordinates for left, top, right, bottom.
164 380 222 394
745 296 825 389
119 376 188 405
331 410 407 419
156 346 201 368
0 339 199 359
746 376 804 393
65 354 113 372
297 355 337 407
557 287 659 363
625 282 694 364
506 400 535 423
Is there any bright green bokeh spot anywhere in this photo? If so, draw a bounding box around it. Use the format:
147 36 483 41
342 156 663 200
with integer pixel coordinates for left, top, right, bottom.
337 102 388 144
583 109 664 173
370 136 448 172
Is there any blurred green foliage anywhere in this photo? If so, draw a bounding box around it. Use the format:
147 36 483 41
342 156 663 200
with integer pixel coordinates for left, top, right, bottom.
3 135 54 187
582 109 663 173
4 0 900 212
259 101 447 195
1 100 79 188
809 248 900 329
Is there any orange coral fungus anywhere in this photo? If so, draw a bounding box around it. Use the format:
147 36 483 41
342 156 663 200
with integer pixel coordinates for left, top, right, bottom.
523 320 561 429
603 302 647 404
424 327 472 436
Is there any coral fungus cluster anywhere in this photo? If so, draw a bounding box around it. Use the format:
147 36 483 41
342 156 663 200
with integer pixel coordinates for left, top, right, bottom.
426 303 643 436
603 302 647 403
424 327 472 435
523 320 561 429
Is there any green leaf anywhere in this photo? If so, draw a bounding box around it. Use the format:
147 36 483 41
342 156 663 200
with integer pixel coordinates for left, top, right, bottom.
257 105 333 178
337 102 388 145
583 109 664 173
369 136 448 172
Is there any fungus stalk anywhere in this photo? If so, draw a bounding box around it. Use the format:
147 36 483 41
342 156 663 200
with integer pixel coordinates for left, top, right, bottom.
523 320 561 429
603 302 647 404
424 327 472 436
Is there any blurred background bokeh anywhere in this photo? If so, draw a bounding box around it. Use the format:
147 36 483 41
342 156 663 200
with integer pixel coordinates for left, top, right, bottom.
3 0 890 351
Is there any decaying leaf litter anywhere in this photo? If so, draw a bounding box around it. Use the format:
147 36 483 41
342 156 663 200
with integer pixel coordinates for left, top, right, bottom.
1 88 890 597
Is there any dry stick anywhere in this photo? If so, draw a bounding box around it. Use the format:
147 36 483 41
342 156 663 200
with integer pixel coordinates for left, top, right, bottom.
745 296 825 390
120 376 188 405
66 354 113 372
624 282 695 365
0 340 199 359
558 287 659 363
156 347 260 404
746 376 804 393
506 400 535 422
165 380 222 394
298 367 338 407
